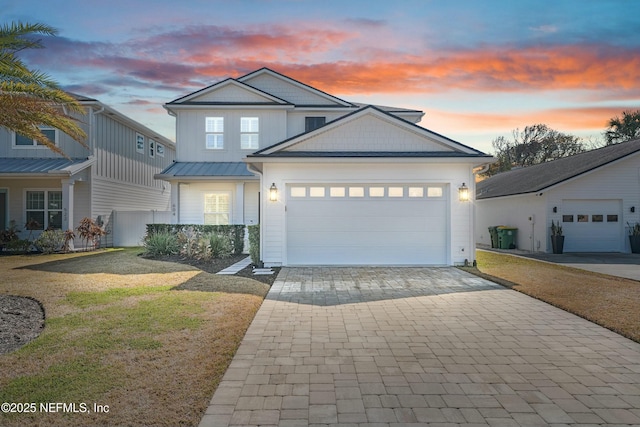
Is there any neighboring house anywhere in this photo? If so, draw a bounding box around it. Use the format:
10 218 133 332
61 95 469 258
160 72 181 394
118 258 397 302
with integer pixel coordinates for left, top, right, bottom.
157 68 493 266
0 94 175 246
476 139 640 253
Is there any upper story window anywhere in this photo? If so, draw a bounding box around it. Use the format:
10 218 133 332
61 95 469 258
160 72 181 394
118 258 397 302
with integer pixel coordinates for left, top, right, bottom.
149 139 155 158
240 117 259 150
205 117 224 149
13 127 57 148
156 143 165 157
136 133 145 153
305 116 326 132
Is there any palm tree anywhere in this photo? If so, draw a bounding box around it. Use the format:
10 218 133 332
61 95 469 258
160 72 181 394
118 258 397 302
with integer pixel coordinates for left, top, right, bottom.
0 22 87 157
605 110 640 146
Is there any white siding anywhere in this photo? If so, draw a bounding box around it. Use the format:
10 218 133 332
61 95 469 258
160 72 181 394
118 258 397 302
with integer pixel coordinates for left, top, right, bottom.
191 83 276 103
286 111 353 138
175 109 287 162
178 182 238 224
241 73 342 105
476 193 547 252
260 162 474 266
284 113 452 152
244 182 260 225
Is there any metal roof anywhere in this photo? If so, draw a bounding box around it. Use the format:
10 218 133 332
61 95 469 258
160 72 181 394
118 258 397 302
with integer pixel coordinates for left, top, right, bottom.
156 162 256 178
0 158 91 174
476 139 640 199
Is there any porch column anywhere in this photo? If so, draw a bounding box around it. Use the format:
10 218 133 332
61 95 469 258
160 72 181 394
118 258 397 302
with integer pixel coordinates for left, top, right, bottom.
61 178 75 249
235 182 245 224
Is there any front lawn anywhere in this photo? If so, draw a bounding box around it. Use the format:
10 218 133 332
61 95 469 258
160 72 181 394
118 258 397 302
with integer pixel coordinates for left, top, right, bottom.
0 248 268 427
470 250 640 343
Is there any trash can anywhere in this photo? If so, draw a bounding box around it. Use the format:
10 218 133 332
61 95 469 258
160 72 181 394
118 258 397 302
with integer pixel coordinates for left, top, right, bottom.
497 226 518 249
488 226 499 248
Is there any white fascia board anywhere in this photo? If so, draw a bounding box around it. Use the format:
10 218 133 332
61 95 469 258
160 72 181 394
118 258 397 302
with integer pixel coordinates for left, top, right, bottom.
245 156 494 165
164 104 293 111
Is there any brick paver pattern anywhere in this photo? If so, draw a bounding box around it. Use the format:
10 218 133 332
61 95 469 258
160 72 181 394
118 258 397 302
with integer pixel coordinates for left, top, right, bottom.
200 267 640 427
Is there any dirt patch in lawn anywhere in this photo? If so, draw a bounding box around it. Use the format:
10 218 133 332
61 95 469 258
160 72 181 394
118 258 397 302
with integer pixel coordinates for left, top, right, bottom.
468 250 640 343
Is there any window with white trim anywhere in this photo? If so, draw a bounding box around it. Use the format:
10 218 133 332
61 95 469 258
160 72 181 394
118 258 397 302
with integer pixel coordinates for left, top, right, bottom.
240 117 259 149
136 133 145 153
204 193 230 225
156 143 165 157
205 117 224 149
25 190 62 230
149 139 155 158
13 127 57 148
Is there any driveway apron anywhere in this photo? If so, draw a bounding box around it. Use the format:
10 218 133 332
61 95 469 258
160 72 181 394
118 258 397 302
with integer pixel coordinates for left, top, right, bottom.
200 267 640 427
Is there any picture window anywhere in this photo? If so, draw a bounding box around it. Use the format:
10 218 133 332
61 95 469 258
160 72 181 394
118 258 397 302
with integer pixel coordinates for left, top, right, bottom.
204 193 230 225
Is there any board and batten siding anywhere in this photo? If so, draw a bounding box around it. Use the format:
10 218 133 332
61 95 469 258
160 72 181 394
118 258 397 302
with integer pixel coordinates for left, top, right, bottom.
175 109 287 162
243 182 260 225
260 162 475 267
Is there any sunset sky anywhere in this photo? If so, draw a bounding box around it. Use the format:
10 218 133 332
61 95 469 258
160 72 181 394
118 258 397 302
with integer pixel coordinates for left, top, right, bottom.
5 0 640 153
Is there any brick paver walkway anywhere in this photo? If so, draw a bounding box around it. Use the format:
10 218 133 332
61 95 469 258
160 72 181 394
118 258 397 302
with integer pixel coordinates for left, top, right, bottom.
200 267 640 426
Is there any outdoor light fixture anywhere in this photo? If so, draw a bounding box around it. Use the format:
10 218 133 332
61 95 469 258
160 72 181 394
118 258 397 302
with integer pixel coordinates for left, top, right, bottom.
553 206 558 213
269 183 278 202
458 183 469 202
632 206 636 213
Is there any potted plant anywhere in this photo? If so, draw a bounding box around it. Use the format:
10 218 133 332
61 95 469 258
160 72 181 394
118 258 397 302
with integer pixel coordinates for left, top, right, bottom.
628 222 640 254
550 220 564 254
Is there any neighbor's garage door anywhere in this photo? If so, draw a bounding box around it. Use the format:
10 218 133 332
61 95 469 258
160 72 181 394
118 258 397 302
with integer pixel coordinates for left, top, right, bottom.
561 199 623 252
286 184 448 265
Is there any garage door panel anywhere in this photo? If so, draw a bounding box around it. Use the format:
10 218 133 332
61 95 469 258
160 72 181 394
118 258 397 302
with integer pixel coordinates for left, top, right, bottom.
562 199 623 252
286 184 448 265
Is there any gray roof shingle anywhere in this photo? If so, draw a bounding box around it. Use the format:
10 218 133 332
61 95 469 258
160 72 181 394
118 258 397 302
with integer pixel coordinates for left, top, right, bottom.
476 139 640 199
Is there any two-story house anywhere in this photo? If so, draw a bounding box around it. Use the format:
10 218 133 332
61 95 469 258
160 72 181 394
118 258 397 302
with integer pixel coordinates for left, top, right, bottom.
0 94 175 246
157 68 493 266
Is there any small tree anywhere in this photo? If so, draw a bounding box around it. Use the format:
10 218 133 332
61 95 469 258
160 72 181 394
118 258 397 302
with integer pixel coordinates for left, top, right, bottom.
76 217 106 250
604 110 640 145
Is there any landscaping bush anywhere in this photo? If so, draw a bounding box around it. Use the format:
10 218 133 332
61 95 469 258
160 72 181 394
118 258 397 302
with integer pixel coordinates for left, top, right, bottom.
144 231 180 256
34 229 65 254
146 224 245 254
248 224 260 266
207 233 232 259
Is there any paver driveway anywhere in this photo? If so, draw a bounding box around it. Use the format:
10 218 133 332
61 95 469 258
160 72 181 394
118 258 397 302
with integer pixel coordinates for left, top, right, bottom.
200 267 640 427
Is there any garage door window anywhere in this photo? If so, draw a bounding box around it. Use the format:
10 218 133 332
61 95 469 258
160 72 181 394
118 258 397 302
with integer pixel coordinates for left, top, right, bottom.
369 187 385 197
607 215 618 222
388 187 404 197
291 187 306 198
409 187 424 198
329 187 345 197
349 187 364 197
577 214 589 222
427 187 443 198
309 187 325 197
592 215 603 222
563 215 574 222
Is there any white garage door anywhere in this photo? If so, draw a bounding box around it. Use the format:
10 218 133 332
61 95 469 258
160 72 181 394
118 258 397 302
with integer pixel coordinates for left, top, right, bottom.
561 199 623 252
286 184 449 265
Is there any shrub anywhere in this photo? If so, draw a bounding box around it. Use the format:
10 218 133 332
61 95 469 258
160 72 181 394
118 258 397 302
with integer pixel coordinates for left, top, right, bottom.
5 239 31 253
248 224 260 266
77 217 107 250
146 224 245 254
34 229 65 254
144 231 179 257
208 233 232 259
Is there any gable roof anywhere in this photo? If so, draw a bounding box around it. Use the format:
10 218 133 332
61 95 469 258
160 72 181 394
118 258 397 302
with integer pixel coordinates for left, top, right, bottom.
165 78 291 106
250 105 488 158
476 138 640 199
238 67 355 107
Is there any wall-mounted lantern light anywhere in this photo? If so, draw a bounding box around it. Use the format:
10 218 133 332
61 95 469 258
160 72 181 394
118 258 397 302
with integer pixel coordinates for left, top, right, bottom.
553 206 558 213
458 183 470 202
632 206 636 213
269 183 278 202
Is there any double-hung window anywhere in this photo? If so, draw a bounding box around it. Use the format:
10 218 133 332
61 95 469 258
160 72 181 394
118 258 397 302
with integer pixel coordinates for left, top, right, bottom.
26 190 62 230
14 127 57 148
240 117 259 150
204 193 230 225
205 117 224 149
